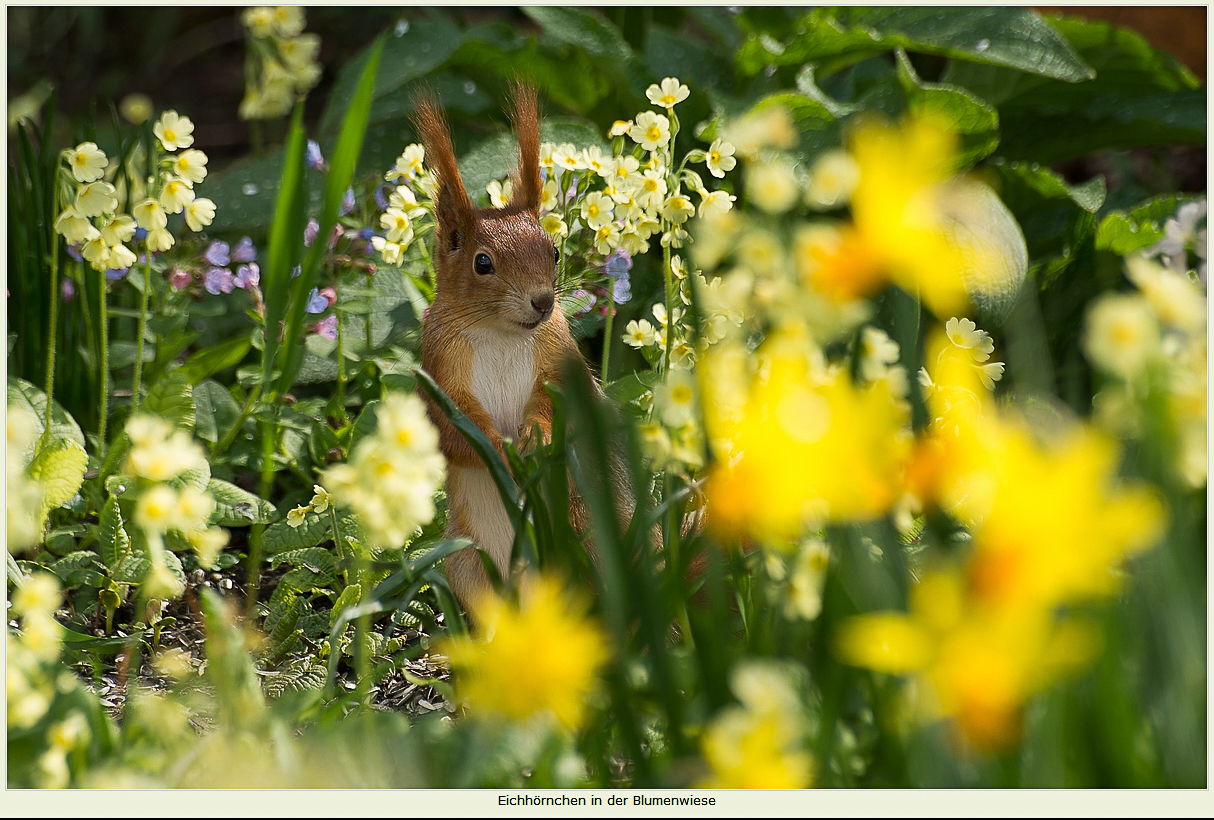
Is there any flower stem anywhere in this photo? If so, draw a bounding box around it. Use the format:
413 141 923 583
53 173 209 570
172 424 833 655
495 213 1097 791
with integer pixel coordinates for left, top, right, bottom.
662 237 674 374
42 184 62 442
335 309 347 421
601 299 615 381
98 264 110 452
131 255 152 413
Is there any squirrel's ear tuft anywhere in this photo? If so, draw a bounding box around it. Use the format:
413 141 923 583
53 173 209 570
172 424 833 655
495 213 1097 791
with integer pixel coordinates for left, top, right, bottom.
509 81 542 214
411 88 474 253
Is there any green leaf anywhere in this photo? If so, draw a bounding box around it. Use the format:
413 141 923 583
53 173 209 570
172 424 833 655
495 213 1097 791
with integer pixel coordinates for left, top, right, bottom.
175 337 252 386
260 105 310 396
984 159 1106 264
737 7 1093 82
27 438 88 510
278 38 384 394
193 380 242 445
329 582 362 628
946 17 1205 164
895 50 999 165
1096 194 1200 257
274 546 337 591
207 478 277 527
49 550 102 585
6 376 86 451
264 508 357 555
522 6 632 61
320 19 462 136
141 371 196 432
97 496 132 570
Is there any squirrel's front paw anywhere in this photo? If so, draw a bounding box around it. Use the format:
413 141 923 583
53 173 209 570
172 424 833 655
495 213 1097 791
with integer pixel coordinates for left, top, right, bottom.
516 419 550 454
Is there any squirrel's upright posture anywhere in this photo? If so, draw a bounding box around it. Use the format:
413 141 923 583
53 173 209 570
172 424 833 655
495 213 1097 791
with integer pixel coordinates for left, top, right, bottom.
412 85 601 606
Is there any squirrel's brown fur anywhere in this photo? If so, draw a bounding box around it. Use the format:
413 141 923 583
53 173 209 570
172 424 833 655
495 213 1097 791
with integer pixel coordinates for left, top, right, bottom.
412 84 610 607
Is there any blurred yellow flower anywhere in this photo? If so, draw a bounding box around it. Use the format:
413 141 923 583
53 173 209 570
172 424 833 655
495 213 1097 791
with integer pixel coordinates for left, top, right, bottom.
704 328 911 541
699 662 813 788
1083 292 1161 380
441 575 609 731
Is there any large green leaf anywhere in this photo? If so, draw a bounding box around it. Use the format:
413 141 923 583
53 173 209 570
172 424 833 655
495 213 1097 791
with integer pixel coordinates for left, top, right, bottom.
1096 194 1201 257
984 159 1106 265
175 337 252 386
895 50 998 165
207 478 277 527
27 438 88 510
193 380 242 445
141 371 196 432
97 495 132 571
522 6 633 61
737 7 1093 83
7 376 86 451
945 17 1204 164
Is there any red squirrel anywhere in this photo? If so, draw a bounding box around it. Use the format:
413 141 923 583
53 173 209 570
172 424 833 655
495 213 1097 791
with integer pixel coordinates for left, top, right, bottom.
412 85 607 606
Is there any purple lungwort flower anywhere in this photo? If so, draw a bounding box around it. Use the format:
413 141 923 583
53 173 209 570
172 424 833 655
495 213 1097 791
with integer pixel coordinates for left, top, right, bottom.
67 245 83 262
204 240 231 267
340 187 356 216
134 227 148 242
303 218 320 247
105 268 129 281
604 248 633 279
234 262 260 289
374 185 391 211
232 236 257 263
204 266 235 295
61 279 76 302
169 267 193 291
315 314 338 340
319 286 337 308
304 287 328 314
611 276 632 305
571 288 596 317
306 140 326 171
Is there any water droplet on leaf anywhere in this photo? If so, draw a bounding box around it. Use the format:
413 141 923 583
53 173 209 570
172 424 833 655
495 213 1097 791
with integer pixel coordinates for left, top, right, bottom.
242 183 260 196
463 81 477 95
394 19 410 36
975 39 991 52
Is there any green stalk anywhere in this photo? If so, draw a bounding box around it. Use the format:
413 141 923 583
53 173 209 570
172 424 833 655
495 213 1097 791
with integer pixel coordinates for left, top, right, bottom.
661 238 674 374
364 269 374 355
601 298 615 380
97 263 110 451
42 183 62 441
245 417 276 617
212 385 261 458
335 308 347 419
131 254 152 413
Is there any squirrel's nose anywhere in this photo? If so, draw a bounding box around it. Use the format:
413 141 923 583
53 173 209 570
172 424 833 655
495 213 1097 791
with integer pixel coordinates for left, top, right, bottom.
531 291 555 317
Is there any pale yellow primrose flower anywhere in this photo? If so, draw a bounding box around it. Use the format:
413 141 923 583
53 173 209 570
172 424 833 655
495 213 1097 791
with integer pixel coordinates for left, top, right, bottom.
805 149 860 209
133 199 169 231
310 485 330 514
704 138 736 179
660 193 695 225
279 33 320 69
54 206 100 245
172 149 209 185
386 144 425 181
746 156 801 215
371 236 403 265
623 318 656 348
242 6 276 38
945 317 995 363
184 198 216 232
146 228 174 253
380 208 414 246
646 76 690 109
135 484 182 535
100 215 137 246
580 191 615 230
272 5 306 38
286 506 308 528
159 177 196 215
486 178 513 208
75 181 118 218
1083 293 1161 380
629 110 671 152
66 142 108 183
12 573 62 616
153 110 195 152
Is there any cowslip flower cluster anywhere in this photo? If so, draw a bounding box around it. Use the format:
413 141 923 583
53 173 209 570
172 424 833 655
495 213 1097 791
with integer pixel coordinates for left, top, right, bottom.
239 6 322 120
122 415 228 597
1086 241 1207 488
320 392 446 550
697 661 813 788
369 143 434 266
440 574 609 731
54 111 215 273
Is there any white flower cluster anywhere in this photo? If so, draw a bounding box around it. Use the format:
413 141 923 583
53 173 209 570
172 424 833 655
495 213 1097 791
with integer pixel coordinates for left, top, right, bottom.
320 392 446 550
1086 233 1208 487
54 111 214 270
239 6 322 120
374 144 433 265
122 415 228 597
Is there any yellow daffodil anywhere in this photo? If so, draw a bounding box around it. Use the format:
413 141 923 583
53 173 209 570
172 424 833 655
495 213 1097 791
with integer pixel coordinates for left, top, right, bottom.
440 574 609 731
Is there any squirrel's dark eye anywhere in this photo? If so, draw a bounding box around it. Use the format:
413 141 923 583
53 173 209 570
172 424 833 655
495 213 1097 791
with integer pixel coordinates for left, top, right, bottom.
474 253 495 276
553 243 560 265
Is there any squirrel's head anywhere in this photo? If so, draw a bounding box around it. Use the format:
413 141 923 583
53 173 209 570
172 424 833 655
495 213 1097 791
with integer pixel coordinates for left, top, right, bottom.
413 83 558 334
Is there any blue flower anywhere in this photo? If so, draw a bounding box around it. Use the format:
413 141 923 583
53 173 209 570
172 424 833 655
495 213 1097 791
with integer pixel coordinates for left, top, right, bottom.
234 262 260 289
105 268 129 281
340 187 356 216
604 248 633 279
374 185 390 211
66 245 83 262
303 219 320 247
307 140 325 171
232 236 257 263
203 267 235 295
611 276 631 305
315 314 338 340
304 287 328 314
204 240 231 267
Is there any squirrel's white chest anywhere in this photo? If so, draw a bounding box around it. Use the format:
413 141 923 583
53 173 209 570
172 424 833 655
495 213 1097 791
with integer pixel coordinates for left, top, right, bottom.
468 330 535 437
